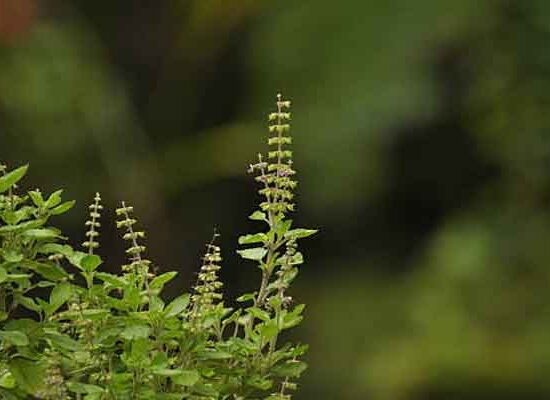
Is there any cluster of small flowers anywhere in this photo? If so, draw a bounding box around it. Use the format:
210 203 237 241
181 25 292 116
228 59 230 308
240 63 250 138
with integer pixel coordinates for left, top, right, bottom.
36 356 68 400
249 94 297 215
116 202 152 276
191 238 224 320
83 192 103 254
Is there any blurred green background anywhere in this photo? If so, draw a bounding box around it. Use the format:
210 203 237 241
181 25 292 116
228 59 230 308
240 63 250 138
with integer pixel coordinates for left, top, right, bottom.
2 0 550 398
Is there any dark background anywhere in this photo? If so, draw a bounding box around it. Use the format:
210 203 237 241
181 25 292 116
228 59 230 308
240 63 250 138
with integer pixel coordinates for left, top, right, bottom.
2 1 550 399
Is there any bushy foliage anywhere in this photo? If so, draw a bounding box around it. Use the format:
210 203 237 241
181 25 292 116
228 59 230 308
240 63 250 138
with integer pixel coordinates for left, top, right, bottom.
0 95 316 399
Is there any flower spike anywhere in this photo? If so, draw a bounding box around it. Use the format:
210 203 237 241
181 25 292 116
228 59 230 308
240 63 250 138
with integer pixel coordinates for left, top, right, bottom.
83 192 103 254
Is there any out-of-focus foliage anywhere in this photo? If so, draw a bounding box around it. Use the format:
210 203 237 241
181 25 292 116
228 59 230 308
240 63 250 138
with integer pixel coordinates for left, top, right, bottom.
2 0 550 399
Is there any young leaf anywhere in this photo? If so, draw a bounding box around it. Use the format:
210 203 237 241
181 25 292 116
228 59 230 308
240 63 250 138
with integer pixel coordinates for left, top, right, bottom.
22 229 60 240
249 211 267 221
284 228 318 240
50 200 76 215
172 370 200 386
49 282 72 313
271 360 308 378
0 330 29 346
236 292 256 303
164 294 190 318
0 165 28 193
28 190 44 207
237 247 267 261
238 233 267 245
247 307 271 322
8 358 46 393
150 271 178 290
121 324 151 340
45 189 63 208
81 254 102 272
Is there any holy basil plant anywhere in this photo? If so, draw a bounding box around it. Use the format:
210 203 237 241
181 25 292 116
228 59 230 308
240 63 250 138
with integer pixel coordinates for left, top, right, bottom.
0 95 316 400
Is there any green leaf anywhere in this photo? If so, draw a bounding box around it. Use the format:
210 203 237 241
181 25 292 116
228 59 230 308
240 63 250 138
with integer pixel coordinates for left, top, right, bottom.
150 271 178 290
259 321 279 341
197 349 233 360
15 295 41 314
249 211 267 221
95 272 127 288
45 331 82 352
28 190 44 207
284 228 318 240
0 219 45 235
236 292 256 303
50 282 72 313
164 294 190 318
121 324 150 340
66 382 105 394
9 358 46 393
237 247 267 261
2 249 23 263
0 371 15 389
45 189 63 208
80 254 102 272
275 219 293 237
247 307 271 322
0 165 28 193
50 200 76 215
24 261 69 281
0 267 7 283
149 296 165 312
151 368 182 377
238 233 267 245
37 243 74 257
23 228 60 239
172 370 200 386
0 330 29 346
271 360 308 378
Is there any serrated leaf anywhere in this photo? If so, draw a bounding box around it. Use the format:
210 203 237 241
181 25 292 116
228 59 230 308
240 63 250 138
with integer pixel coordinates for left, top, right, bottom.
0 219 45 234
0 330 29 346
37 243 74 257
0 371 15 389
95 272 127 288
45 189 63 208
121 324 150 340
45 331 82 352
28 190 44 207
259 321 279 341
238 233 267 245
15 295 41 314
0 165 28 194
24 261 69 281
275 219 293 237
81 254 102 272
50 200 76 215
284 228 318 240
164 294 190 318
172 370 200 386
66 382 105 394
249 211 267 221
150 271 178 290
23 228 59 239
237 247 267 261
271 360 307 378
247 307 271 322
50 282 72 313
2 250 23 263
197 349 233 360
236 292 256 303
9 358 46 393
